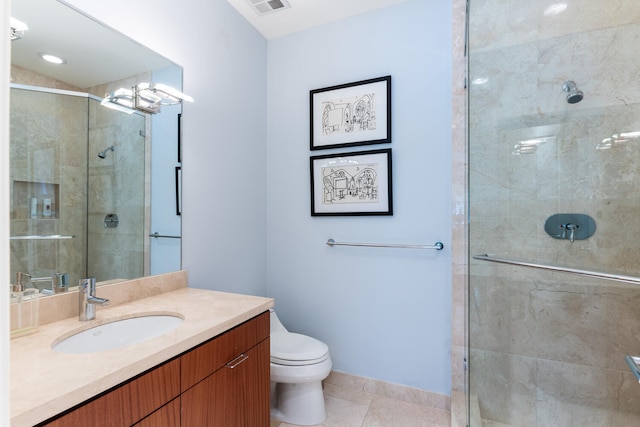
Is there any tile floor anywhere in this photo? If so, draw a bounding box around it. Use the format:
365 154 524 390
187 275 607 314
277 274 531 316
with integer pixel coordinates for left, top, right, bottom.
270 381 451 427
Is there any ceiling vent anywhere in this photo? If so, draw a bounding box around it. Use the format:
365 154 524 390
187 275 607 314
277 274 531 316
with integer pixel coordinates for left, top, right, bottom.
247 0 291 15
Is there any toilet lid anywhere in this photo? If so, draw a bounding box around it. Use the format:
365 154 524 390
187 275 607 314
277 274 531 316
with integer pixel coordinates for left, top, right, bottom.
270 332 329 365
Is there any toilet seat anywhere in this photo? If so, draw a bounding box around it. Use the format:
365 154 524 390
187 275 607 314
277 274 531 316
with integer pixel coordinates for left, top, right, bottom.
271 332 329 366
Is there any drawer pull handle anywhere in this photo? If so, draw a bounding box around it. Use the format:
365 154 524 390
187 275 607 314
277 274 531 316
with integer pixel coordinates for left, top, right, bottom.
226 353 249 368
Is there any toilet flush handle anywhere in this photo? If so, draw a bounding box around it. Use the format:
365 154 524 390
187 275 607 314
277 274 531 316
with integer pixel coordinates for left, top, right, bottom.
226 353 249 369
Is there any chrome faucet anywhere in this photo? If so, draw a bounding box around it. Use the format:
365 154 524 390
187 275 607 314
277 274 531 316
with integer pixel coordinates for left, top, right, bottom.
78 277 110 321
561 223 579 243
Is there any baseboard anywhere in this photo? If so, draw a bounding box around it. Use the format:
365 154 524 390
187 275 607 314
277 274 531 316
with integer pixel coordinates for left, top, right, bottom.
325 370 450 412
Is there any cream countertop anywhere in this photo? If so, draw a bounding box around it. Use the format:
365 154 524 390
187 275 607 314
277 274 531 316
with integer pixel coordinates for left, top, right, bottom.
10 287 274 426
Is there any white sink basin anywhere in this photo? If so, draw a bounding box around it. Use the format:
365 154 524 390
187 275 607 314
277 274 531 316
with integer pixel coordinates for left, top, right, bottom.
52 313 184 354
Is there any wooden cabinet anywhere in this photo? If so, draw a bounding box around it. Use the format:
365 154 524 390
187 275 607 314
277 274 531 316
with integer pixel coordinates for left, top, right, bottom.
41 358 181 427
181 339 270 426
181 310 270 426
39 312 270 427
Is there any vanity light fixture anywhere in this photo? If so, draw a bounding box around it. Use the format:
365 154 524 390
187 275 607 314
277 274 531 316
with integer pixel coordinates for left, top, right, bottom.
101 88 136 114
101 83 193 115
512 136 555 155
38 52 67 65
597 131 640 150
10 17 28 41
135 82 194 114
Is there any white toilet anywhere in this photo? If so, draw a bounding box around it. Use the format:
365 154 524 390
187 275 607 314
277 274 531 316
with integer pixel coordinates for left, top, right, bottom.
270 308 332 425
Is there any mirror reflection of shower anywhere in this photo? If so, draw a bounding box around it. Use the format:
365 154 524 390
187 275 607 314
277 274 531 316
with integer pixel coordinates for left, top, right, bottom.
562 80 584 104
97 145 115 159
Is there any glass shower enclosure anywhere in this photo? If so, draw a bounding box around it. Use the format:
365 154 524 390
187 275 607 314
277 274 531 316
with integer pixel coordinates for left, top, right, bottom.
468 1 640 425
9 86 146 291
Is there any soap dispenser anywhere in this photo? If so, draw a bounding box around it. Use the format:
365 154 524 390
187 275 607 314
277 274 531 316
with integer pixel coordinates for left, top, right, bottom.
10 273 39 338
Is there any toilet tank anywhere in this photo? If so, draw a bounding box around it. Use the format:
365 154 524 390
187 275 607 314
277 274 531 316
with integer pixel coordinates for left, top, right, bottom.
270 309 288 333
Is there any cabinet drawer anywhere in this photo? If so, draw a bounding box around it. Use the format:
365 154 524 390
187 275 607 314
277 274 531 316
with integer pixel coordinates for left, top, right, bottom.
40 384 129 427
128 357 181 423
181 339 270 426
40 358 180 427
181 311 269 392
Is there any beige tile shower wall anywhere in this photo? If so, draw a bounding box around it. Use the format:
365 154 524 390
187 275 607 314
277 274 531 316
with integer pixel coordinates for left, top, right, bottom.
9 89 87 287
11 65 82 91
468 0 640 425
87 73 152 279
9 68 153 286
469 267 640 426
469 11 640 274
87 99 146 281
468 0 640 52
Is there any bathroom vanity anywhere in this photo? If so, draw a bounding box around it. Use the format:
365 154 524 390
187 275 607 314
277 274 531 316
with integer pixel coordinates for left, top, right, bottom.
9 275 273 427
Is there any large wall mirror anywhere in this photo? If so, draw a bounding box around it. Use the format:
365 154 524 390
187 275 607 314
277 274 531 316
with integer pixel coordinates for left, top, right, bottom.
9 0 183 295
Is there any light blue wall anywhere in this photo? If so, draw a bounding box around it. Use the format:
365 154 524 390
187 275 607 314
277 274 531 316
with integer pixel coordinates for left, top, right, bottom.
177 7 268 297
150 66 182 275
266 0 452 393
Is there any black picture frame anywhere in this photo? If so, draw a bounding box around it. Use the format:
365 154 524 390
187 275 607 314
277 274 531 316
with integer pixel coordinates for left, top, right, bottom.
175 166 181 216
177 113 182 163
310 75 391 150
310 148 392 216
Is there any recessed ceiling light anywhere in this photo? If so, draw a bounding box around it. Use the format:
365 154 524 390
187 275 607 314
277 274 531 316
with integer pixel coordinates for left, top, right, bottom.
38 52 66 65
471 76 489 85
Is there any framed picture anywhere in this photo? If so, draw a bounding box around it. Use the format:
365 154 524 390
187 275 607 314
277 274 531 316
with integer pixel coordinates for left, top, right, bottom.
310 148 392 216
175 166 182 216
177 113 182 163
310 75 391 150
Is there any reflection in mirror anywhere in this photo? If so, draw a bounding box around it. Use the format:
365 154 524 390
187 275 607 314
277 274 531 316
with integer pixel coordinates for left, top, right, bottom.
9 0 184 295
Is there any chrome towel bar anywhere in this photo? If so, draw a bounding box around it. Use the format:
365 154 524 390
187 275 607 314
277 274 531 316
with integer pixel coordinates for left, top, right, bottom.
327 239 444 250
625 356 640 384
10 235 76 240
473 254 640 285
149 232 181 239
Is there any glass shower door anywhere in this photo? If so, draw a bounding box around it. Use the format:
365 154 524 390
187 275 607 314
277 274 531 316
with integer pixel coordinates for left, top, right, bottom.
468 0 640 425
9 87 88 291
10 87 147 290
87 97 146 281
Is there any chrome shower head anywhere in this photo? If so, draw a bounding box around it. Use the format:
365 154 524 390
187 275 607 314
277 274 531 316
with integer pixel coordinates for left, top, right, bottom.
98 145 115 159
562 80 584 104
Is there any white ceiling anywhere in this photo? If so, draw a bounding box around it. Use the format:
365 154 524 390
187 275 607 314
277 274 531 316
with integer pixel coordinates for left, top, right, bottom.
10 0 410 89
226 0 411 39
